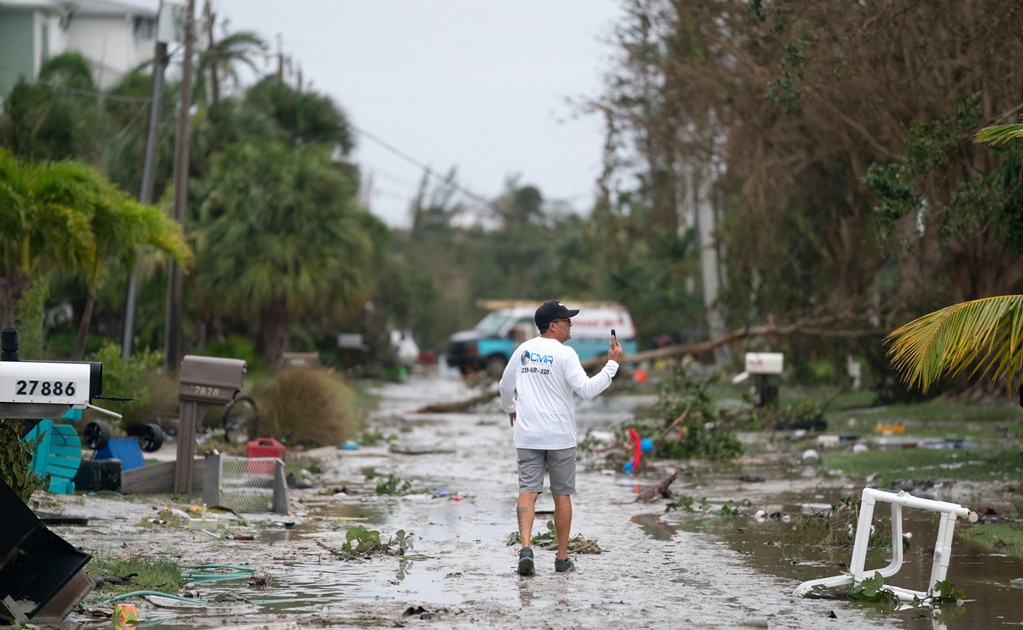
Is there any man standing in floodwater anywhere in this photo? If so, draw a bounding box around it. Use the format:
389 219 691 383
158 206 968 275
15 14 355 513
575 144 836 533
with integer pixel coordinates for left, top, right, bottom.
499 301 623 576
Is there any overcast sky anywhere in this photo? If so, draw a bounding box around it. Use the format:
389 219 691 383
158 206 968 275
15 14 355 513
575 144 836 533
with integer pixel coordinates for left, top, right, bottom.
181 0 625 229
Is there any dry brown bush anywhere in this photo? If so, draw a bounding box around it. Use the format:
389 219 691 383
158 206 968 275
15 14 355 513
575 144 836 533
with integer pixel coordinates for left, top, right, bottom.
252 366 358 447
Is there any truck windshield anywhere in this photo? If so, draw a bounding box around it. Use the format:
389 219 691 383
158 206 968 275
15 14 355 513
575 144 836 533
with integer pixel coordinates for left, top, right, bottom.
474 311 512 335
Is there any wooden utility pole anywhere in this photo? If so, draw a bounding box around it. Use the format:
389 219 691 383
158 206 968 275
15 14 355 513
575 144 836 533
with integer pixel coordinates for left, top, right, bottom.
165 0 196 369
123 1 170 359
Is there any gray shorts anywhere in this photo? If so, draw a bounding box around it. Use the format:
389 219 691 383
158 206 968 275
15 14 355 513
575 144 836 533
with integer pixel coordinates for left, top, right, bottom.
517 447 576 495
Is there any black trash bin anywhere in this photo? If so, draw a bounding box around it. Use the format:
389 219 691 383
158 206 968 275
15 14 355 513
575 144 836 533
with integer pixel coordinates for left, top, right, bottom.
0 478 93 622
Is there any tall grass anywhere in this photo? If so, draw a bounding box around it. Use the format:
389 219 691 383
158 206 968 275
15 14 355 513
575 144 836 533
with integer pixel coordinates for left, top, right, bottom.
253 366 359 447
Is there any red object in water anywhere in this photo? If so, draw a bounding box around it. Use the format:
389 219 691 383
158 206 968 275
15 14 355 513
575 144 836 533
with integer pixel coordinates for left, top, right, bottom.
627 428 642 472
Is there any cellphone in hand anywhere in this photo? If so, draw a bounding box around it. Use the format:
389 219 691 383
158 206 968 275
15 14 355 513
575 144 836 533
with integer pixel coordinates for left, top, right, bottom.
611 329 616 341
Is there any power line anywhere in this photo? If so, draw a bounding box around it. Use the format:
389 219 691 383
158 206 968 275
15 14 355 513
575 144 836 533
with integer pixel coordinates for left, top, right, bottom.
348 122 504 215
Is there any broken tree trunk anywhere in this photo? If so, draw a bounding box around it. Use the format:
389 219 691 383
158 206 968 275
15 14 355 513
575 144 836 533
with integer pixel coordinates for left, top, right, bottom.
416 387 500 413
581 311 868 370
635 470 679 503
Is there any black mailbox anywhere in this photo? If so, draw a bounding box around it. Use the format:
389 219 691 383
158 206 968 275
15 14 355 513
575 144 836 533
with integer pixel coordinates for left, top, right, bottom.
178 356 246 404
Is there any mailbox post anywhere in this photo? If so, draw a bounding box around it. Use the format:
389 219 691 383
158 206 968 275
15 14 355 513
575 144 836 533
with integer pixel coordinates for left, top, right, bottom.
746 352 783 407
176 356 246 493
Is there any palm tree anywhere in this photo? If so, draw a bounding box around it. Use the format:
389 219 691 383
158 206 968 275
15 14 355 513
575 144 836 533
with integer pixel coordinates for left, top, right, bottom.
0 52 103 162
0 149 193 356
0 149 96 328
195 141 373 369
68 173 194 360
197 21 268 110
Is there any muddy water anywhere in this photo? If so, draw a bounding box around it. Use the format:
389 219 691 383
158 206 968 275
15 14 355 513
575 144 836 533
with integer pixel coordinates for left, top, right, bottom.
666 477 1023 630
46 372 1022 629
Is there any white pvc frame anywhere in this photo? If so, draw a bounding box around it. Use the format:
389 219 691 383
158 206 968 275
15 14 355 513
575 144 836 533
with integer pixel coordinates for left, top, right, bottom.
794 488 977 602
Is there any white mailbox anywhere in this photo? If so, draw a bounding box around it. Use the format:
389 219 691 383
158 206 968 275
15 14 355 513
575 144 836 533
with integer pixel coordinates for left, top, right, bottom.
0 360 102 419
745 352 784 375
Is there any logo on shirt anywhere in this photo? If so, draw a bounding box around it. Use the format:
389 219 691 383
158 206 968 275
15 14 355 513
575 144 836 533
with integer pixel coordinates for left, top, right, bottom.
520 350 554 366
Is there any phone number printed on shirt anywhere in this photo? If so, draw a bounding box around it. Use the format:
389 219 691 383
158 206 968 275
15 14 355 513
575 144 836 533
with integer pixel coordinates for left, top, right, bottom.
521 367 550 375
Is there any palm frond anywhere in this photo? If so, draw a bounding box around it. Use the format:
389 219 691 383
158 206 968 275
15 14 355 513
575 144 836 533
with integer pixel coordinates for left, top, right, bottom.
975 123 1023 145
885 295 1023 395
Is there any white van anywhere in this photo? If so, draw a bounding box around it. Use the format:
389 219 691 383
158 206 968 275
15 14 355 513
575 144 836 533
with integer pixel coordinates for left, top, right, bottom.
445 301 637 375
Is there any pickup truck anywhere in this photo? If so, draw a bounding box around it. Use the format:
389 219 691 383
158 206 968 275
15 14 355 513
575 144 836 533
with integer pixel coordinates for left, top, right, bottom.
445 301 637 375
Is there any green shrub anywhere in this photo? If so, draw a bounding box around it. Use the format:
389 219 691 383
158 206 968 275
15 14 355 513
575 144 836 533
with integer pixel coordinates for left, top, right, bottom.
13 276 48 359
630 368 742 461
85 343 167 425
0 420 45 501
253 366 358 447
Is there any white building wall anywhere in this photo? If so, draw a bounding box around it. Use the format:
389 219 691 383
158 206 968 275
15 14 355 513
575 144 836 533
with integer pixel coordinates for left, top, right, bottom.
39 10 71 63
66 15 152 87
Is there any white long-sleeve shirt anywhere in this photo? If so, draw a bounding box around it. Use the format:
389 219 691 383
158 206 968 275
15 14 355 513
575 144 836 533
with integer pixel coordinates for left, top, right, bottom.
499 336 619 450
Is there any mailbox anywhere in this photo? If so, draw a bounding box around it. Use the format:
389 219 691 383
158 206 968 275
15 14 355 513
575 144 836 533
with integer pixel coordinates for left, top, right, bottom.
179 356 246 404
0 361 102 420
174 356 246 494
745 352 784 375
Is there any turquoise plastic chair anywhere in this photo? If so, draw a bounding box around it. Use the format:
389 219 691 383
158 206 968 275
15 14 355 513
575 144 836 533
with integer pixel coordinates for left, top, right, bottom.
22 409 84 494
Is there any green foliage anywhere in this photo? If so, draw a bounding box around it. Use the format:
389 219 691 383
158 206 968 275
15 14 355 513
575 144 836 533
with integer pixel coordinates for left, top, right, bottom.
669 494 756 518
885 295 1023 395
0 53 101 161
958 522 1023 559
929 579 965 605
631 368 742 461
195 141 372 368
243 79 354 151
13 276 48 359
849 571 898 606
323 526 414 559
672 494 696 510
715 499 754 517
86 555 183 597
198 334 264 373
87 343 163 423
0 420 45 501
505 520 603 554
977 123 1023 146
358 429 394 447
375 473 413 495
822 447 1021 488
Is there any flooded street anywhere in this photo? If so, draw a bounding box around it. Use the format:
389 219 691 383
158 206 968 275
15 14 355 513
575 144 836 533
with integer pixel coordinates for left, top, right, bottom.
48 371 1023 629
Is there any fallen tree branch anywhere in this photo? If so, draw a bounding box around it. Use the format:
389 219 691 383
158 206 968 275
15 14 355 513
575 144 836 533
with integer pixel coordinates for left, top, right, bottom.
416 387 499 413
636 470 679 503
582 311 871 369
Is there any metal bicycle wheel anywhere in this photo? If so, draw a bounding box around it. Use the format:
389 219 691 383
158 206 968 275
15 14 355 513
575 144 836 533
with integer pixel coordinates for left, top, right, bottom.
221 395 259 443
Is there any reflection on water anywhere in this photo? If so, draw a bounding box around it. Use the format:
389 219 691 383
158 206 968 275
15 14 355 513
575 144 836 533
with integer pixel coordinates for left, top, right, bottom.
667 486 1023 629
298 500 392 524
630 512 678 540
395 557 413 583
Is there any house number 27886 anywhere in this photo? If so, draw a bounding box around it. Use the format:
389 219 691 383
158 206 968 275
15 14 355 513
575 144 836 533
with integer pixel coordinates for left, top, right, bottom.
16 380 77 397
